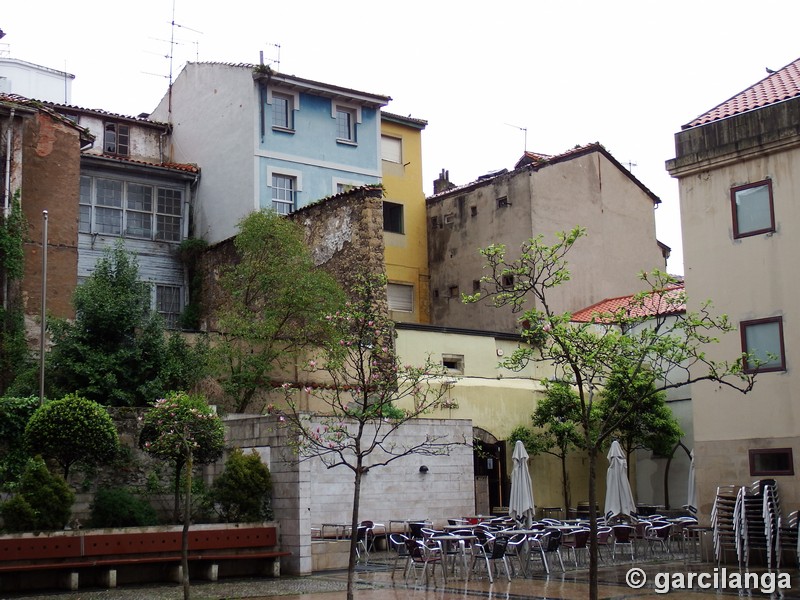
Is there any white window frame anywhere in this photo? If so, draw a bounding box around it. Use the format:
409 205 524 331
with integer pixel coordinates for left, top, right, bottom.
381 135 402 163
267 167 303 214
266 88 300 132
79 175 183 242
333 177 362 195
332 101 361 144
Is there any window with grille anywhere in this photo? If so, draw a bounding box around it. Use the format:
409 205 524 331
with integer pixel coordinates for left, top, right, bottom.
271 93 293 130
103 122 130 156
156 285 182 330
336 107 356 142
272 174 296 214
79 175 183 242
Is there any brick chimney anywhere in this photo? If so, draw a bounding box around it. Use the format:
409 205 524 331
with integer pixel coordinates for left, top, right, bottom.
433 169 456 195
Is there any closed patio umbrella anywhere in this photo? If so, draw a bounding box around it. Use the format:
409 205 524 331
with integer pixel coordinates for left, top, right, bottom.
686 449 697 514
604 440 636 521
509 440 535 527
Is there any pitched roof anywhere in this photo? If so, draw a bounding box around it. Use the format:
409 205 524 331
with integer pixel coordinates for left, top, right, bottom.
428 142 661 206
83 153 200 175
685 57 800 128
571 283 685 323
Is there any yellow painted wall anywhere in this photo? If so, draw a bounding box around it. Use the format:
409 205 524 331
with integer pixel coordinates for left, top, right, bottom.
381 116 430 324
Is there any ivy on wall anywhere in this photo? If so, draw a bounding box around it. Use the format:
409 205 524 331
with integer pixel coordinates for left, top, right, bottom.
0 191 29 395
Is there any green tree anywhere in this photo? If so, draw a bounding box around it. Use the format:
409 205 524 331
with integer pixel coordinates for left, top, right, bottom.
24 393 119 479
598 366 683 468
139 391 224 600
278 273 461 600
45 243 208 406
0 396 39 487
466 227 755 600
1 456 75 532
512 380 587 511
0 192 29 395
209 448 272 522
213 210 345 412
139 391 224 523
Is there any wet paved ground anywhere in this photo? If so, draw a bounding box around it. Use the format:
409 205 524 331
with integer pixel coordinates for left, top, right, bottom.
5 551 800 599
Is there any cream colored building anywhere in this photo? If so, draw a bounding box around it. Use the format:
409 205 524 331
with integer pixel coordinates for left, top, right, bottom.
666 57 800 519
427 144 669 333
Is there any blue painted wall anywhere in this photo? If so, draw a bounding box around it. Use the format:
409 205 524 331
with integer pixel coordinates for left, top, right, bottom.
258 91 381 210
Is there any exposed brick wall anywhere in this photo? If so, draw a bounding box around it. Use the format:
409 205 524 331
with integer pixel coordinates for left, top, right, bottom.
20 113 81 319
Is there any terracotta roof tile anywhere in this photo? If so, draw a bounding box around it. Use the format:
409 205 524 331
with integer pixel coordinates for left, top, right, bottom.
88 153 200 174
685 57 800 128
571 283 685 323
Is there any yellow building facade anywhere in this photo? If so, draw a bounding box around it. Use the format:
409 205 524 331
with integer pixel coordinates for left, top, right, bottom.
380 112 431 324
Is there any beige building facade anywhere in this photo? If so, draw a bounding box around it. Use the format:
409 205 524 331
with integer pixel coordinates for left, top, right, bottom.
667 58 800 520
427 144 668 333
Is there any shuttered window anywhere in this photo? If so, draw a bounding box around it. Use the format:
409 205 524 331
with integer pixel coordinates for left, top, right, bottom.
387 283 413 312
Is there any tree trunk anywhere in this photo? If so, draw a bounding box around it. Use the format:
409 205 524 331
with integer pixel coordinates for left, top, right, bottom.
560 454 570 513
174 462 184 524
182 452 192 600
346 465 363 600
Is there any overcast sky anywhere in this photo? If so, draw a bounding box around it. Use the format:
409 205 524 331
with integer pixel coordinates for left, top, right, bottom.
4 0 800 275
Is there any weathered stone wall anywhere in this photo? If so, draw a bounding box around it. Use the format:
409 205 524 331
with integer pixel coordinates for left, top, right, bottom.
196 186 388 332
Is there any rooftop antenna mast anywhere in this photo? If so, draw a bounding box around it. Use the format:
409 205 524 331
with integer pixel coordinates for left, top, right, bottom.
260 43 281 71
505 122 528 154
166 0 202 115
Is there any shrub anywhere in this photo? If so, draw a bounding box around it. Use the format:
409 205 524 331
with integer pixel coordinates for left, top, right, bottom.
1 456 74 532
209 448 272 522
24 393 119 478
89 487 158 528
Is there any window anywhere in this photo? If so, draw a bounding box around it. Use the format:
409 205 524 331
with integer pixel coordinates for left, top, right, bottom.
442 354 464 375
497 196 510 209
79 175 183 242
271 93 293 129
387 283 413 312
381 135 402 163
731 180 774 238
472 280 481 292
383 201 404 233
449 285 459 298
749 448 794 476
470 206 478 217
272 174 296 214
501 274 514 288
336 107 356 142
156 285 182 330
103 122 129 156
741 316 785 373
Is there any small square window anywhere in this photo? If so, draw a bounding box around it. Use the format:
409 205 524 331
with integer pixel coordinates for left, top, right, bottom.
449 285 459 298
470 206 478 217
497 196 510 209
749 448 794 476
741 316 785 373
442 354 464 375
731 180 774 238
472 280 481 292
501 274 514 288
383 201 404 234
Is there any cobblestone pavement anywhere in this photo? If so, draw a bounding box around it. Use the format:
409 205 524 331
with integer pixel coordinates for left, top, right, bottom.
4 551 800 600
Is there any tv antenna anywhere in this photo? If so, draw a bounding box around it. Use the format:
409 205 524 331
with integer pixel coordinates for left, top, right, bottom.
624 160 638 173
261 43 281 71
505 122 528 153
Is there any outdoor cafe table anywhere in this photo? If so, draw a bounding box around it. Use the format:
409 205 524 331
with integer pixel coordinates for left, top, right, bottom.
430 534 477 579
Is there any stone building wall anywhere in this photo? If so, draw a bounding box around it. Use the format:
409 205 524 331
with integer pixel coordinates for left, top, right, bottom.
197 185 388 332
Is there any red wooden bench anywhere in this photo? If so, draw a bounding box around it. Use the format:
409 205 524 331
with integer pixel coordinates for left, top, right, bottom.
0 525 290 592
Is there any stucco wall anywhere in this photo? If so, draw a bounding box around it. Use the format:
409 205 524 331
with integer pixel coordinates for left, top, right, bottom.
427 148 665 333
